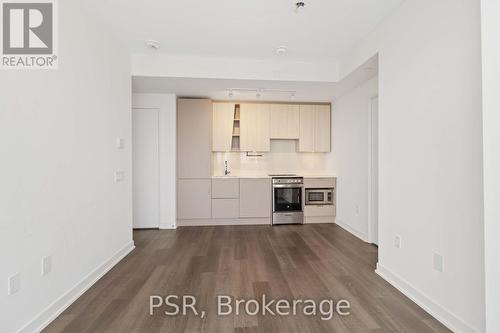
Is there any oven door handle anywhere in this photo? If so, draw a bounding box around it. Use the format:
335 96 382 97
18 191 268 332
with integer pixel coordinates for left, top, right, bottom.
273 184 304 188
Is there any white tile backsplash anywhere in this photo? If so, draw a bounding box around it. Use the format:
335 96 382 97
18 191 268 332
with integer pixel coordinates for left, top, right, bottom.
212 140 330 176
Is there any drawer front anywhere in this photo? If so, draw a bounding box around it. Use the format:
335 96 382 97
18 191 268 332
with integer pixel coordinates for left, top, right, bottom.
304 205 336 217
304 178 336 188
212 199 239 218
212 178 239 198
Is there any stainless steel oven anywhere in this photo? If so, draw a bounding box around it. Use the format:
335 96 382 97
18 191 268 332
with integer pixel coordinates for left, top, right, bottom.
272 176 304 225
305 188 334 205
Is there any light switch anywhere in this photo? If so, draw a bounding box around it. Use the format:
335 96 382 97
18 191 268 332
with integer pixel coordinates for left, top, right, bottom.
114 170 125 182
41 256 52 276
433 253 444 272
394 235 402 249
116 138 125 149
8 273 20 295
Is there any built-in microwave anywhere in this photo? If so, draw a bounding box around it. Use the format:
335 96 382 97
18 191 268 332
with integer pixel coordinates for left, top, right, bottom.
305 188 334 205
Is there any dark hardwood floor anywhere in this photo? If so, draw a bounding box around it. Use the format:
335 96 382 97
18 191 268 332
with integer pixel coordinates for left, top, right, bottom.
44 224 450 333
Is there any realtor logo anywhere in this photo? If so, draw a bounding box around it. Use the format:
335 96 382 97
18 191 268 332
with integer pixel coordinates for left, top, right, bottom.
1 0 58 69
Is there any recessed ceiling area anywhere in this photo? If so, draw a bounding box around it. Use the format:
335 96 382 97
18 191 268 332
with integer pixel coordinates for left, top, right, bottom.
132 55 378 102
83 0 402 62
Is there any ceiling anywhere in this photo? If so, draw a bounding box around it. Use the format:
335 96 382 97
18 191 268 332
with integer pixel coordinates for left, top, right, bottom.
83 0 402 62
132 55 378 102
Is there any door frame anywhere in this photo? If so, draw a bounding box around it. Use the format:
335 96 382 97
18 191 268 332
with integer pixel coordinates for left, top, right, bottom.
367 96 379 245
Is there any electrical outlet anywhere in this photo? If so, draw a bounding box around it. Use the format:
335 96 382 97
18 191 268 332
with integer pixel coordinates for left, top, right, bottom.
41 256 52 276
116 138 125 149
394 235 402 249
114 170 125 182
8 273 20 295
433 253 444 272
355 205 360 215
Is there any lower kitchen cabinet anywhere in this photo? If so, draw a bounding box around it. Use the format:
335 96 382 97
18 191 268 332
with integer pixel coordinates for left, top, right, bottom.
303 177 336 224
239 178 272 218
212 178 239 199
212 199 239 218
177 179 212 219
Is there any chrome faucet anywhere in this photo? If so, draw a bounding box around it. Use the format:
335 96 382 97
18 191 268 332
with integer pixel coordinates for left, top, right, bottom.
224 160 231 176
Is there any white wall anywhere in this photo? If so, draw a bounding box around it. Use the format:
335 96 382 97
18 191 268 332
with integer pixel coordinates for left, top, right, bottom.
0 2 132 332
340 1 485 332
481 1 500 331
132 94 177 229
132 54 340 82
328 77 378 241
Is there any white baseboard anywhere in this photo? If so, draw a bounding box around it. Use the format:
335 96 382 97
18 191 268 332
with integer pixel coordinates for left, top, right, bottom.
376 263 479 333
18 241 136 333
160 223 177 229
335 219 368 242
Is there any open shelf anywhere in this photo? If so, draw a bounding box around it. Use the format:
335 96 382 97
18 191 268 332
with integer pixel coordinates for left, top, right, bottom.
231 104 241 151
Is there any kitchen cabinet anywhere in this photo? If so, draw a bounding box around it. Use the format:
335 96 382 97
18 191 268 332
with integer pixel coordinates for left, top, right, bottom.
240 103 270 152
303 177 336 224
298 105 316 152
177 99 212 178
212 178 239 199
314 105 331 152
210 102 330 153
239 178 272 218
298 104 331 153
270 104 300 139
177 179 212 219
212 103 235 152
212 199 239 218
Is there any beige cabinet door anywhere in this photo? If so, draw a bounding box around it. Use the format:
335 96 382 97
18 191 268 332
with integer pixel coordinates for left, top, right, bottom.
298 105 315 152
314 105 331 152
212 178 239 199
212 199 239 218
177 99 212 178
240 103 270 152
239 178 272 218
212 103 235 152
270 104 299 139
177 179 212 219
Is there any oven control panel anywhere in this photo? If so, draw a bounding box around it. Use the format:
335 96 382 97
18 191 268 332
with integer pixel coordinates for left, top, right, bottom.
272 177 303 184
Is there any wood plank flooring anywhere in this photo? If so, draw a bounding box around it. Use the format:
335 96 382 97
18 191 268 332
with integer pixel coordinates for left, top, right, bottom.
44 224 450 333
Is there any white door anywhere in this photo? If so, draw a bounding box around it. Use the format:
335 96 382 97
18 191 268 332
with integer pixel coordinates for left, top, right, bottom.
369 97 379 244
132 108 160 229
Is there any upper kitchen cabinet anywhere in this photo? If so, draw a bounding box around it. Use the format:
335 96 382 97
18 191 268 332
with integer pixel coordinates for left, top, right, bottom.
270 104 300 139
240 103 270 152
298 105 316 152
298 104 331 153
212 102 235 152
314 105 331 152
177 98 212 178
